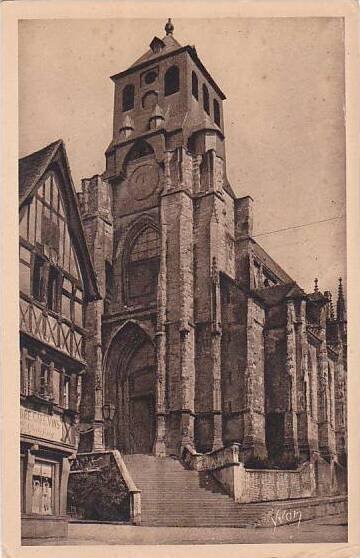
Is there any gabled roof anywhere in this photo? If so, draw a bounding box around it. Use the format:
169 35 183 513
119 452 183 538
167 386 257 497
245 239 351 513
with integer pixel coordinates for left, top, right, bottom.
19 140 100 302
130 33 182 68
253 282 306 307
19 140 62 205
111 40 226 101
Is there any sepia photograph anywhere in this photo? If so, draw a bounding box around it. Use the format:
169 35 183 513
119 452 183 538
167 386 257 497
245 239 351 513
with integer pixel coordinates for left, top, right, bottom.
2 2 360 555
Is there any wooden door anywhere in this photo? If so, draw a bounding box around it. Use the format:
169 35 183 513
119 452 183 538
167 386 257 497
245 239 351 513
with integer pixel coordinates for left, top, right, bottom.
129 395 155 454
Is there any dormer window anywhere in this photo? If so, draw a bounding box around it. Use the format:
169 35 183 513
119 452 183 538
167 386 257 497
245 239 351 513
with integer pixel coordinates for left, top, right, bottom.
213 99 221 126
203 84 210 115
149 36 165 54
122 84 135 112
192 72 198 100
164 66 180 96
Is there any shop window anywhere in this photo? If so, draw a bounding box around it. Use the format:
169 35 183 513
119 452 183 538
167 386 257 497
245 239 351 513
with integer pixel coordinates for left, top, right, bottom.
122 84 135 112
164 65 180 96
213 98 221 126
192 72 198 100
31 461 54 515
203 84 210 115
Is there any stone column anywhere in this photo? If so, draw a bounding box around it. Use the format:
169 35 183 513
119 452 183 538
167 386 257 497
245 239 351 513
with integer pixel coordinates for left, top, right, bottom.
78 175 113 452
210 257 223 450
25 450 35 514
160 158 196 453
177 187 195 449
59 457 70 515
153 197 168 456
207 186 225 451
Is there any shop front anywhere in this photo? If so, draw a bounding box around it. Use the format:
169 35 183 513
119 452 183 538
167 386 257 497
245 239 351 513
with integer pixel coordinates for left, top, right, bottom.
20 406 76 538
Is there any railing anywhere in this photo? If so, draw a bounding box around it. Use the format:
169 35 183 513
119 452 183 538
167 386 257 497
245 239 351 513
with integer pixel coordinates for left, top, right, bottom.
20 297 85 362
181 443 241 471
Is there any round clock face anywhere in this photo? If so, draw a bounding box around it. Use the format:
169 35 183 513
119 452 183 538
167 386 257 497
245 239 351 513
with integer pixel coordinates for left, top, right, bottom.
130 163 159 201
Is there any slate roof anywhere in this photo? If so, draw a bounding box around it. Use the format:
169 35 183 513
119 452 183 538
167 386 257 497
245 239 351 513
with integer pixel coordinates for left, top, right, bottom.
19 140 62 205
251 239 294 284
130 33 183 68
111 36 226 101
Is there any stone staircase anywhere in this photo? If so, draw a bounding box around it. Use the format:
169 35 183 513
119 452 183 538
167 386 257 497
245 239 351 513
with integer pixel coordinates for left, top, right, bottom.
122 454 346 527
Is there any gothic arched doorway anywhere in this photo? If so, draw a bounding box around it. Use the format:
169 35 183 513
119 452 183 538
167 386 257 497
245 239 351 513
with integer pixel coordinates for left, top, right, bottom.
127 342 156 453
104 321 156 454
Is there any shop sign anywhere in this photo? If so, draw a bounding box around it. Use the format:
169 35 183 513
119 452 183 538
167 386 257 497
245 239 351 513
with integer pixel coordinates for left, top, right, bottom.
20 407 63 443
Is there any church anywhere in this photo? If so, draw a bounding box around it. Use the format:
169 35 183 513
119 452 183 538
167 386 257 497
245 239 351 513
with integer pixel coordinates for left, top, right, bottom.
78 18 347 465
20 19 347 533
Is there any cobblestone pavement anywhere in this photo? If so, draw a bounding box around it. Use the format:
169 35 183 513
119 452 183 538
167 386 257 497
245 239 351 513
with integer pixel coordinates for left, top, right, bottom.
22 513 347 546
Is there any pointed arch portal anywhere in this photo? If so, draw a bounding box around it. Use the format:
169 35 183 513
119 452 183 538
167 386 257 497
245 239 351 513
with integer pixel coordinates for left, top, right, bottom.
104 321 156 454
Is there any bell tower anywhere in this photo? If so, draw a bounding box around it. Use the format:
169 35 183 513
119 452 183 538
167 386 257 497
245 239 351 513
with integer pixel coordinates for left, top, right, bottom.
102 20 236 456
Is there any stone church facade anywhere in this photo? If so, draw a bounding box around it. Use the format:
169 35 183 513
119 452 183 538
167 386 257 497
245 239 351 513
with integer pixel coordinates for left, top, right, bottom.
76 20 347 473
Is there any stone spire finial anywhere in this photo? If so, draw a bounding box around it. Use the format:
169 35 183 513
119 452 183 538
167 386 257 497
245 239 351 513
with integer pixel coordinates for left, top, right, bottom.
314 278 319 293
324 291 335 321
337 277 346 322
329 292 335 320
165 18 174 35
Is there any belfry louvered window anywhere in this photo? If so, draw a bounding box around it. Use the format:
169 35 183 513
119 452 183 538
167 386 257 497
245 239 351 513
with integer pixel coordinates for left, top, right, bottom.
123 84 135 112
164 66 180 96
203 84 210 115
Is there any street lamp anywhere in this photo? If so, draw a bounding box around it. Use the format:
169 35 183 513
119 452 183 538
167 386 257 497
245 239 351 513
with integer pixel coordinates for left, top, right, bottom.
102 402 116 423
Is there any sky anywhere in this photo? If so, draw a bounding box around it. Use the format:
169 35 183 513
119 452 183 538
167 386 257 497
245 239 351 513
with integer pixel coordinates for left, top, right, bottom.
18 17 346 300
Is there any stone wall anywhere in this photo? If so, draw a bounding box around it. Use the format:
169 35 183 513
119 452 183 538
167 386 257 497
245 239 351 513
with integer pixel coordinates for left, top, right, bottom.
78 175 113 451
242 463 314 503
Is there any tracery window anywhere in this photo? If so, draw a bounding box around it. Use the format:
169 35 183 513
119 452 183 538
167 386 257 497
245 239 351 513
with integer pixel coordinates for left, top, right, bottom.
127 226 160 302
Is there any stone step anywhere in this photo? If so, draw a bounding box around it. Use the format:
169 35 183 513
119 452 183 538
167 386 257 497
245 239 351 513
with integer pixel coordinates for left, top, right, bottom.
122 455 347 528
